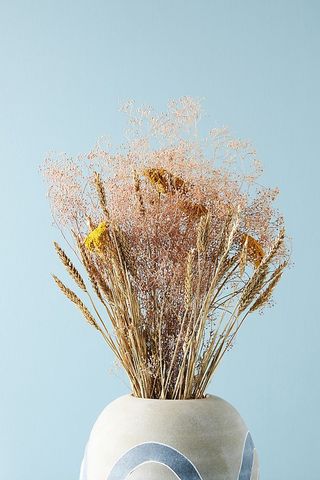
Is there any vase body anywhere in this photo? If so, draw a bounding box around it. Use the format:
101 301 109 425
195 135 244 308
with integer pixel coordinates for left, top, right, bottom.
80 394 259 480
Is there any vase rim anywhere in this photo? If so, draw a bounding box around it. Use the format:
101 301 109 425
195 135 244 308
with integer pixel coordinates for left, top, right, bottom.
125 393 216 402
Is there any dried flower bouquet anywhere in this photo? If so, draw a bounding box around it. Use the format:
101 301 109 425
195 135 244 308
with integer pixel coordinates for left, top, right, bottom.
43 98 289 399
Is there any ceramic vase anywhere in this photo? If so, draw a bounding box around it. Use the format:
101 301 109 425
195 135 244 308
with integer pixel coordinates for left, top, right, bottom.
80 394 259 480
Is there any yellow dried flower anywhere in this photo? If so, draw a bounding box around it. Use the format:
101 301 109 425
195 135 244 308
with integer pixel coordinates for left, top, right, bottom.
243 234 264 268
143 167 168 193
84 222 109 252
170 173 188 193
178 200 208 218
143 167 188 194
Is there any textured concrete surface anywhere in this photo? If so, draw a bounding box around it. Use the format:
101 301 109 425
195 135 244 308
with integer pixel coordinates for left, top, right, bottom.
81 394 259 480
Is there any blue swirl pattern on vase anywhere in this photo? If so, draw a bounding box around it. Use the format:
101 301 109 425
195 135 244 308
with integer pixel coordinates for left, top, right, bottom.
107 442 203 480
238 432 255 480
80 432 256 480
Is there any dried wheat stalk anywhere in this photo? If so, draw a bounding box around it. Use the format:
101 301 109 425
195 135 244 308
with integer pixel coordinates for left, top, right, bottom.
94 172 110 220
52 275 99 330
249 261 287 312
54 241 86 291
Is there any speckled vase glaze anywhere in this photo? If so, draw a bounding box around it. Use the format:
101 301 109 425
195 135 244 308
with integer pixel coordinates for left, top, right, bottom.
79 394 259 480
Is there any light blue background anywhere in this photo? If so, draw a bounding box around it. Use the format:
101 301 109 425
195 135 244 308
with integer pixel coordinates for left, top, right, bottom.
0 1 319 479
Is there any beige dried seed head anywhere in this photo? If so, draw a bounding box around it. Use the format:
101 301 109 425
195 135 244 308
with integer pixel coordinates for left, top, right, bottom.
184 249 195 307
239 235 248 277
54 241 86 291
196 213 211 253
249 261 287 312
52 274 100 330
94 171 110 220
133 169 145 214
